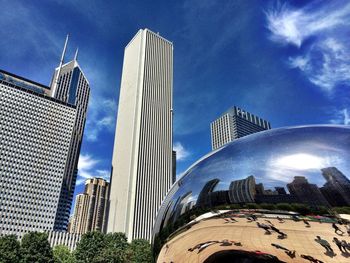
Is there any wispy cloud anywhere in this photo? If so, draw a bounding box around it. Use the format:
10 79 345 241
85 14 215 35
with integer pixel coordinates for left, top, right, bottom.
85 97 117 142
76 154 110 185
266 1 350 92
330 108 350 125
173 142 190 161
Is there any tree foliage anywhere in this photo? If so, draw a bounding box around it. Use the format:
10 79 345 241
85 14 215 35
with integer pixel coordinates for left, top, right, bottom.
127 239 153 263
95 232 129 263
20 232 53 263
0 234 21 263
53 245 75 263
0 231 155 263
75 232 153 263
74 231 106 263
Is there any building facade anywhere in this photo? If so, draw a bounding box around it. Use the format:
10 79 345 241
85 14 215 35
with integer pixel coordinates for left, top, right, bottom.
210 106 271 150
229 176 256 203
0 70 77 236
287 176 329 207
50 57 90 231
0 37 90 236
108 29 173 241
47 231 81 251
71 178 109 234
320 167 350 206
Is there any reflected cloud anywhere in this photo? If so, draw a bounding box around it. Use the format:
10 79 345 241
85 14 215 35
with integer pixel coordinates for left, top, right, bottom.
273 153 324 170
154 125 350 252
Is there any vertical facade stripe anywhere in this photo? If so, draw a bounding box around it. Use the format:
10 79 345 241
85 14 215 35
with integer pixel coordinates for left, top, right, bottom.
108 29 173 241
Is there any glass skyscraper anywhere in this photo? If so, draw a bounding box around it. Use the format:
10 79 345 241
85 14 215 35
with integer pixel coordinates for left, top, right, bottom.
50 57 90 231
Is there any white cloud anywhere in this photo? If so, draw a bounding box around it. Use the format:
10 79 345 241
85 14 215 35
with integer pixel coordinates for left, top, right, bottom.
266 2 350 47
266 2 350 92
85 97 117 142
344 109 350 125
76 154 110 185
330 108 350 125
173 142 190 161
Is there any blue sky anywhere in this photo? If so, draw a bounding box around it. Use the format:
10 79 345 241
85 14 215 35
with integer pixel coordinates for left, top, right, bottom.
0 0 349 211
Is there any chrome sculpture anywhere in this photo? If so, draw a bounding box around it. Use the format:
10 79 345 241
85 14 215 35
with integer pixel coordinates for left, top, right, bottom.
153 125 350 263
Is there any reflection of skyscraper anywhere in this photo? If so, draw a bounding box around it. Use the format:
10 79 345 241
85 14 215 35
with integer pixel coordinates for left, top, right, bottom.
229 176 256 203
275 187 287 195
255 183 265 195
173 191 192 220
210 106 271 150
197 179 220 208
287 176 329 207
320 167 350 206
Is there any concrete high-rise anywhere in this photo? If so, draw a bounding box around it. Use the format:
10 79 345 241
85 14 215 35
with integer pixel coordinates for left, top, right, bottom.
0 69 76 237
0 36 90 236
108 29 173 241
71 178 109 234
211 106 271 150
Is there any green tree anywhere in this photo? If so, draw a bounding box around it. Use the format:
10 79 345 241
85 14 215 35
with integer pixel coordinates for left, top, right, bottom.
21 232 53 263
0 235 21 263
127 239 153 263
95 232 129 263
74 231 106 263
53 245 75 263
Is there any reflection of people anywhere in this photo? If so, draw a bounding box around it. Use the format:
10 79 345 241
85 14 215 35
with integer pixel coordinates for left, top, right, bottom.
332 223 344 235
277 216 285 223
270 225 287 238
271 243 288 251
303 219 310 227
301 254 324 263
315 236 334 254
341 240 350 252
188 241 219 253
345 225 350 236
265 219 274 226
220 239 232 246
271 243 295 258
333 237 347 253
257 222 271 234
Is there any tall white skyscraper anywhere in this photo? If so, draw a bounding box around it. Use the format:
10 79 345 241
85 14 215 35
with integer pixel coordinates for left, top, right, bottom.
108 29 173 241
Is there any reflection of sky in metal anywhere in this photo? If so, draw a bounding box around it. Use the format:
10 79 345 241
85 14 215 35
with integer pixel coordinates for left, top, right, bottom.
166 125 350 211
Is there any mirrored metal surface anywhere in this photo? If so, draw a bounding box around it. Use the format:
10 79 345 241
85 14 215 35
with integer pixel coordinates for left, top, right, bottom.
153 125 350 262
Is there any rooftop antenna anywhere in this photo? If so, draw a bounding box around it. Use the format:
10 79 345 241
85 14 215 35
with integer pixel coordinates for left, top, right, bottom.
52 34 69 98
74 47 79 61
